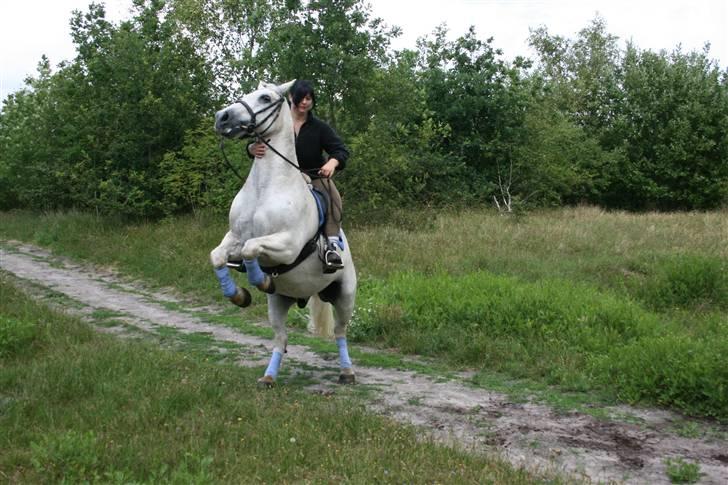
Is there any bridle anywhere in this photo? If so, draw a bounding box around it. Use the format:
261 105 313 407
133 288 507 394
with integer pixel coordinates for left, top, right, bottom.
220 93 321 181
236 95 285 138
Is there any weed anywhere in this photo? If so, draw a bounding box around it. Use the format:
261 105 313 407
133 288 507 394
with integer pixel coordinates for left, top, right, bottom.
407 396 423 406
671 421 703 439
664 457 702 483
30 430 100 482
0 315 37 358
634 254 728 311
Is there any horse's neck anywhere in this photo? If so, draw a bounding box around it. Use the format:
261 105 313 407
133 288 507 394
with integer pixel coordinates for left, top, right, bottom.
250 126 306 195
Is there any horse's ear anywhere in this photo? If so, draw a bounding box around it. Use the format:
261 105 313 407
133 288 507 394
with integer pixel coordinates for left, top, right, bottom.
275 80 296 96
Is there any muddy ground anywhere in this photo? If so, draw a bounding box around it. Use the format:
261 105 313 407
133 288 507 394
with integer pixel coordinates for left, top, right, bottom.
2 242 727 484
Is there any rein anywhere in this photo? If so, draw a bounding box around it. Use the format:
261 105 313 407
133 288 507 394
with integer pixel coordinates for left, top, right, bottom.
219 135 320 183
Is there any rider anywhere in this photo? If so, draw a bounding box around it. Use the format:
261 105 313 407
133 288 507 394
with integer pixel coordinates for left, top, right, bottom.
248 79 349 272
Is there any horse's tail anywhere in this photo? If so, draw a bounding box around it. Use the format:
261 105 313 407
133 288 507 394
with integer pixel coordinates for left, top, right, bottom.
307 295 334 338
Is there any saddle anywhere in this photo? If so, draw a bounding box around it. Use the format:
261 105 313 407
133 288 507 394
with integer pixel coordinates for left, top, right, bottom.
310 185 329 228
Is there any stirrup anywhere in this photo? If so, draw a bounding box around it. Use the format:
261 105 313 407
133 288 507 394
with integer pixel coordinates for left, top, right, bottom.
324 244 344 273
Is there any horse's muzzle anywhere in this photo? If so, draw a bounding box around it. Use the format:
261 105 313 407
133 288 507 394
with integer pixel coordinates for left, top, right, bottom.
215 108 250 138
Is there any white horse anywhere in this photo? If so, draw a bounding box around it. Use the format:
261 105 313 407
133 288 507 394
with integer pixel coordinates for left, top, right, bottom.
211 80 357 386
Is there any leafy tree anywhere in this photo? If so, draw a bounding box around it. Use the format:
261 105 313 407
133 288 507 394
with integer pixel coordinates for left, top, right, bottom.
415 25 531 196
168 0 285 99
529 16 622 142
4 5 728 216
0 58 83 210
260 0 398 134
527 15 728 210
511 89 614 206
159 120 245 214
607 45 728 209
0 1 216 216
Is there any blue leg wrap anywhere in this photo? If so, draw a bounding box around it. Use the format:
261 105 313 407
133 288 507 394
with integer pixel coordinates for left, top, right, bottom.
214 266 237 298
336 337 352 369
244 258 265 286
264 350 283 378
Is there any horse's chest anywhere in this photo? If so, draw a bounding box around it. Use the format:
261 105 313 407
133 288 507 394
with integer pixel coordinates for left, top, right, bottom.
232 196 299 237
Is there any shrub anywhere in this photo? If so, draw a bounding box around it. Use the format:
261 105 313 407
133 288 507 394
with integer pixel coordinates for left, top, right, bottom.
664 457 702 484
635 254 728 311
352 271 660 379
592 334 728 418
159 122 245 215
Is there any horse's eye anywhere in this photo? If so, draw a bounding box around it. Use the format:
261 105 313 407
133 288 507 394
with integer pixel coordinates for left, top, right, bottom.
261 94 272 103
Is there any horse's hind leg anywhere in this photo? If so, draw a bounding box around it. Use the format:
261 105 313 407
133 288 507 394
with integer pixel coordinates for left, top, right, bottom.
258 294 295 387
210 231 251 307
332 287 356 385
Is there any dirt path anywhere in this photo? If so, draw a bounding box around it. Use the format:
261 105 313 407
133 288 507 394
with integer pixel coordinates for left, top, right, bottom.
2 242 727 484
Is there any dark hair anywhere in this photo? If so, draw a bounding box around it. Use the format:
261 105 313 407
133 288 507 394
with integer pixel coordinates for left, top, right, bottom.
291 79 316 109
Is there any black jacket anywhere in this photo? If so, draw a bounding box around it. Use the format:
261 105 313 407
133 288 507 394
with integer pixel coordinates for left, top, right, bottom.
295 112 349 172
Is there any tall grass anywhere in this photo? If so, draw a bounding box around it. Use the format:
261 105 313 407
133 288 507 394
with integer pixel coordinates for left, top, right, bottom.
0 209 230 304
0 276 541 483
1 207 727 417
350 271 728 418
351 206 728 292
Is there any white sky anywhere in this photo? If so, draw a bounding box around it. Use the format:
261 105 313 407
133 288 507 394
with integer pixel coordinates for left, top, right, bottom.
1 0 727 101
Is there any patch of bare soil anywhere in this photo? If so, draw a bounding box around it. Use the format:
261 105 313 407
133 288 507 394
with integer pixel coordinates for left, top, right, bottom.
2 242 727 484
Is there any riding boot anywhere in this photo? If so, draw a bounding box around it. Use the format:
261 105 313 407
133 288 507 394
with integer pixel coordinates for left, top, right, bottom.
324 241 344 273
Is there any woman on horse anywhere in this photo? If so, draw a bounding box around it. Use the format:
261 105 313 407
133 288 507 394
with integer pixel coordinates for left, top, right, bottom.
248 79 349 272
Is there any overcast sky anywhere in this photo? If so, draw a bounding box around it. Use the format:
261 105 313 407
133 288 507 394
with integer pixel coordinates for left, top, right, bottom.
1 0 727 101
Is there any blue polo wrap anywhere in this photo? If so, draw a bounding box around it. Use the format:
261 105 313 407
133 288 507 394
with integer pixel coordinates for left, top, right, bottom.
214 266 237 298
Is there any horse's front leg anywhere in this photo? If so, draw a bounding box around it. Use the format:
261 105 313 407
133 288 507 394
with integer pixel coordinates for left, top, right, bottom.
210 231 251 308
257 294 295 388
240 231 298 294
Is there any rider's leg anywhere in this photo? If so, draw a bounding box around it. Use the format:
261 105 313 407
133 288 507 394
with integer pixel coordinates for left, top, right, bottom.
312 178 344 271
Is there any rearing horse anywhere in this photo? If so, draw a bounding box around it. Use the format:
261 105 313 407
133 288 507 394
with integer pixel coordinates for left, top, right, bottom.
211 80 357 386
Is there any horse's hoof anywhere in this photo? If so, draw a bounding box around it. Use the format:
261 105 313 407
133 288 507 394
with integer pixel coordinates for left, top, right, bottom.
338 369 356 385
259 276 276 295
230 287 252 308
257 375 275 388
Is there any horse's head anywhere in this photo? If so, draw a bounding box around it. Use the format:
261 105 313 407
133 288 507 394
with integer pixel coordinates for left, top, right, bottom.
215 80 295 139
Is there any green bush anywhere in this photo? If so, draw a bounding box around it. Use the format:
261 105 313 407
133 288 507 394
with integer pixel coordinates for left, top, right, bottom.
664 457 702 484
351 271 660 378
352 270 728 417
343 115 483 220
159 122 244 215
635 254 728 311
593 334 728 418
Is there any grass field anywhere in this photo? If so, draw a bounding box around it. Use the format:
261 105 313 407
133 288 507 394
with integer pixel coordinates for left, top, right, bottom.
1 207 727 419
1 275 543 483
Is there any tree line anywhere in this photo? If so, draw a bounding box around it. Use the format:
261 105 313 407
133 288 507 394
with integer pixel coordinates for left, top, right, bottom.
1 0 727 218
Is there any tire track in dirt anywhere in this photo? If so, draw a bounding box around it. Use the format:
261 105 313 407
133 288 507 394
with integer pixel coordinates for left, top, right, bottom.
2 242 727 484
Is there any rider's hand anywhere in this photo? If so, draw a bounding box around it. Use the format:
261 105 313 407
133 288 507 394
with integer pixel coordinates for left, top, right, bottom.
319 158 339 178
248 141 267 158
